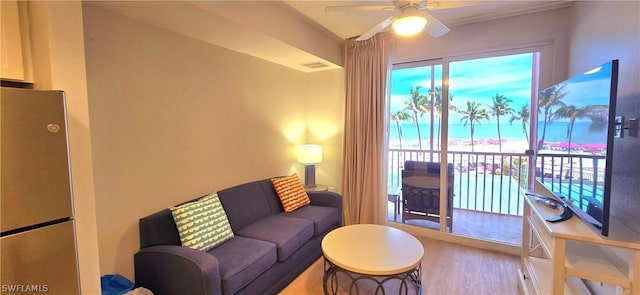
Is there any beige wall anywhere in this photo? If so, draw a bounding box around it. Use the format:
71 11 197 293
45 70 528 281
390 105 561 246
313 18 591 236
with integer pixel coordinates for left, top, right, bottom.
305 70 345 192
26 2 102 294
82 4 344 280
568 1 639 96
188 1 344 67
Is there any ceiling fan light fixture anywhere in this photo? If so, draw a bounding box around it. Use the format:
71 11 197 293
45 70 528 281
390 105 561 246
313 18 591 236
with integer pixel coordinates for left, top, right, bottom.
392 8 427 36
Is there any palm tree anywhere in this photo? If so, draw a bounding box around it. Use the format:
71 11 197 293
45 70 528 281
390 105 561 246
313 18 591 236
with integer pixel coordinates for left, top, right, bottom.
509 103 531 145
538 84 568 150
403 86 430 149
487 93 514 152
459 100 489 152
552 104 608 153
432 86 460 145
391 110 411 149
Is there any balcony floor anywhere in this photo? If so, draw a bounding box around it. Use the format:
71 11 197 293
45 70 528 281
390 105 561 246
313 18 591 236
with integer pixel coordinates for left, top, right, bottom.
388 202 523 245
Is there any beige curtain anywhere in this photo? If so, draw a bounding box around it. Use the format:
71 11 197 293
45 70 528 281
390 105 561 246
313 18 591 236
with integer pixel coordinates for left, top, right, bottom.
341 34 392 225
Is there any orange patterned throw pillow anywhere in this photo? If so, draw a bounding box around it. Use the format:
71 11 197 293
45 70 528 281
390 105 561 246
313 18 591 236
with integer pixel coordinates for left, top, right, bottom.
271 174 311 212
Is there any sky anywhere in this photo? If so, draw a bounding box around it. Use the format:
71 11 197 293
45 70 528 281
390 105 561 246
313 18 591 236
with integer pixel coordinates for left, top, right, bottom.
540 60 615 121
389 52 534 123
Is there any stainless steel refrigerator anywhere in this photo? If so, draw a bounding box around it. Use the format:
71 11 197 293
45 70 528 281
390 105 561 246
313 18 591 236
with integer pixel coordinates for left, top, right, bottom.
1 87 80 294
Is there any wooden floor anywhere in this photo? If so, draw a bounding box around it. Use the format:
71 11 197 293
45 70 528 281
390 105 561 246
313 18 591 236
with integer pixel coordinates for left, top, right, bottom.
280 236 520 294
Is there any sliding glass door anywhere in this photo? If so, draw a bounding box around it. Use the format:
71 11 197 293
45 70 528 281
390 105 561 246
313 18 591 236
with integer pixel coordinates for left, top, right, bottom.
387 50 539 245
387 61 444 225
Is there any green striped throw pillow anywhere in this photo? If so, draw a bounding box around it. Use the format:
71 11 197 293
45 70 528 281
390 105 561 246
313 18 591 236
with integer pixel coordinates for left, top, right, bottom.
170 192 234 251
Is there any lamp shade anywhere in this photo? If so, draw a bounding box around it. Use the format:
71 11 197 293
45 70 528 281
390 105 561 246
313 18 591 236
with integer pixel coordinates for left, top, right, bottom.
297 144 323 164
392 8 427 36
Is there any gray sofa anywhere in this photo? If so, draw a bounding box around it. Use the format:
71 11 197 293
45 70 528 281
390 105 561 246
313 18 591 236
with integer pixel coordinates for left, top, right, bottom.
134 177 342 295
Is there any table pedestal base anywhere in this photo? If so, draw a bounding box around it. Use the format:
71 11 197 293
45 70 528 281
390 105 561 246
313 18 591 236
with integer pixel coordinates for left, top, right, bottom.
322 258 422 295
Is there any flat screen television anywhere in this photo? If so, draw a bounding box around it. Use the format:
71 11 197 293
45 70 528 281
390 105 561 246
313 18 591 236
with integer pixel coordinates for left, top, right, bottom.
534 59 618 236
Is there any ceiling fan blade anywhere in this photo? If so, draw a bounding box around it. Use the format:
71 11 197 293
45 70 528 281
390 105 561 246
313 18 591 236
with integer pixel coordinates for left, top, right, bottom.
422 0 492 10
356 16 396 41
424 13 450 38
325 5 397 12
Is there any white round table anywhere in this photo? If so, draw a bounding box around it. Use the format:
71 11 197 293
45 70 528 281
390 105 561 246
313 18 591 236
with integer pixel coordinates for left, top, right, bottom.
321 224 424 294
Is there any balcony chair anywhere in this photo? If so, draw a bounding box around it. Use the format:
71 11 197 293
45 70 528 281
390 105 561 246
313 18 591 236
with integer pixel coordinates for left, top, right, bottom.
401 161 454 231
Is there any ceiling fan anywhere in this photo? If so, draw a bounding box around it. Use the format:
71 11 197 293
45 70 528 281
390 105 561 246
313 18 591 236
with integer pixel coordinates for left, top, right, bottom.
325 1 453 41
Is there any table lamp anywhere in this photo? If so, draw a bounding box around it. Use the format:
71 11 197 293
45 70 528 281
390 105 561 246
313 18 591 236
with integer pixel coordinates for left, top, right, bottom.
297 144 322 188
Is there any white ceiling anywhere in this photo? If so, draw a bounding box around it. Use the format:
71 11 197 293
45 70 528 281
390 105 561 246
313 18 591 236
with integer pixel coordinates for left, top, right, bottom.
89 1 572 73
284 0 573 40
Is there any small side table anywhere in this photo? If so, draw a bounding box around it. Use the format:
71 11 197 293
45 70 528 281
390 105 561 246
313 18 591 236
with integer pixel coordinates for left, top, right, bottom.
305 184 328 192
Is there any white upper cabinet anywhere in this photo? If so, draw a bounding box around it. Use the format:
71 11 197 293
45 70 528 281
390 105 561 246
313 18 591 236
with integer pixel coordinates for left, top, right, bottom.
1 0 26 81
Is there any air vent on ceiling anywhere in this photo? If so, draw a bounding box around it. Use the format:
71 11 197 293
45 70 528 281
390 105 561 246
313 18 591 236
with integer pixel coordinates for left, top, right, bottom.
300 62 330 69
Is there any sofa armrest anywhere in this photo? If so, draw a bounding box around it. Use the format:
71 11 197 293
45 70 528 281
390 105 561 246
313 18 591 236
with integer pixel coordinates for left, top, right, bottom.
307 191 342 208
308 191 343 226
134 245 221 295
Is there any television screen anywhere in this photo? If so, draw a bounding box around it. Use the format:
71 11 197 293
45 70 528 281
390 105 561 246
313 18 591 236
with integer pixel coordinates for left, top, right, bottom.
535 59 618 236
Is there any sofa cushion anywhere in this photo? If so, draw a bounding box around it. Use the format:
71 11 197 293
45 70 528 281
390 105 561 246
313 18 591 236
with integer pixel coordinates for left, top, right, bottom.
139 209 181 248
280 205 340 236
271 174 310 212
217 179 284 232
236 215 313 262
208 236 277 295
170 193 234 251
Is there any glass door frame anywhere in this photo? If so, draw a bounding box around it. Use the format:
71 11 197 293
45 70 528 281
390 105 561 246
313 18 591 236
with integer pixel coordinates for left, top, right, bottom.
387 45 550 249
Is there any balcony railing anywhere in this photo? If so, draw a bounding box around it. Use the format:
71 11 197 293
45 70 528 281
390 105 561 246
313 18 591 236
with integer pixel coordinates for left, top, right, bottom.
535 153 606 206
388 149 606 218
388 149 529 216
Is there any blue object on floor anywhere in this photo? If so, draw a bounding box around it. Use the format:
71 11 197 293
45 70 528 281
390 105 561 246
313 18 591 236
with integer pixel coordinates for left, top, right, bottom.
101 274 135 295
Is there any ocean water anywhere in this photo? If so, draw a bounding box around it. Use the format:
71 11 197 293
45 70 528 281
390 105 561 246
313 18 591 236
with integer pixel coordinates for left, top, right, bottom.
389 121 607 144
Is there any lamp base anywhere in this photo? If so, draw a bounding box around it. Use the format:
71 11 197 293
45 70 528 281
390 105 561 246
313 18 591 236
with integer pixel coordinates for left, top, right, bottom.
304 164 316 188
